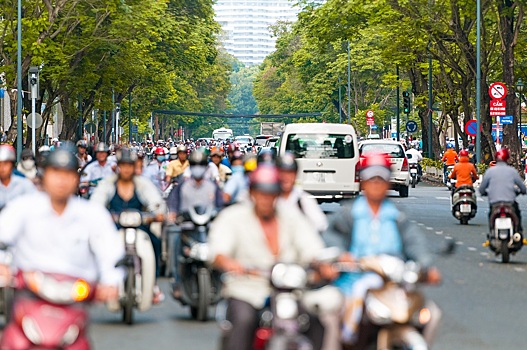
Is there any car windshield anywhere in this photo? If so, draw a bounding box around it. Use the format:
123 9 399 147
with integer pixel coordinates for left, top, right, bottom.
361 143 405 158
285 133 355 159
236 137 252 143
255 137 269 146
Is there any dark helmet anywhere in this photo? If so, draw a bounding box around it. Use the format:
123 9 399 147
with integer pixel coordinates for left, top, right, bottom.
189 149 208 166
44 149 79 172
276 152 297 172
257 149 277 165
21 148 34 160
249 165 281 194
95 142 109 153
116 148 138 164
495 148 510 162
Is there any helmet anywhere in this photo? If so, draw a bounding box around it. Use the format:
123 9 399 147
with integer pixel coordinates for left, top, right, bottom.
210 147 223 157
176 145 187 153
360 152 392 181
495 148 510 162
231 150 243 162
116 148 138 164
169 147 178 155
95 142 109 153
44 149 79 172
0 145 15 162
38 145 51 154
446 144 454 149
227 143 238 153
76 140 87 148
21 148 34 160
249 165 281 194
459 149 469 157
189 149 208 166
276 152 297 171
52 138 59 143
154 146 167 156
258 149 277 165
244 153 258 172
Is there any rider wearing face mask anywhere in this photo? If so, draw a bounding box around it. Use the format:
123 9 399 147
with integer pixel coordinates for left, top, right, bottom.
222 151 253 204
144 146 170 190
166 149 223 297
0 145 36 210
17 148 38 181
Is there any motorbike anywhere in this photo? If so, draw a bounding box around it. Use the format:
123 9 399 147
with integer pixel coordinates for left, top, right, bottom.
486 202 523 263
409 163 420 188
173 205 221 321
77 180 99 199
451 185 477 225
1 271 94 349
108 210 158 324
348 255 440 350
444 165 455 189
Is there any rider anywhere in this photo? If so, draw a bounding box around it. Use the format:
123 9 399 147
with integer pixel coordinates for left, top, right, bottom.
144 146 169 191
208 164 328 350
0 147 124 311
276 152 328 233
17 148 38 181
91 148 167 303
0 145 36 209
222 152 255 204
80 142 115 190
323 152 441 347
221 143 237 168
449 149 478 190
164 145 189 184
210 147 232 188
441 145 458 182
479 148 526 234
76 140 92 169
167 149 223 298
405 144 423 178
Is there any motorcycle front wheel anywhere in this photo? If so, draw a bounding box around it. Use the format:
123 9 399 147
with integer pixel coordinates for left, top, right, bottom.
501 241 510 263
123 266 135 325
191 268 211 322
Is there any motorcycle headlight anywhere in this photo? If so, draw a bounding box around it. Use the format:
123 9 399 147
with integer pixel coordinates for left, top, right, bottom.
61 324 80 346
189 243 209 261
119 211 142 228
125 228 137 245
365 295 392 325
22 316 43 345
411 307 432 326
271 264 306 290
275 294 298 320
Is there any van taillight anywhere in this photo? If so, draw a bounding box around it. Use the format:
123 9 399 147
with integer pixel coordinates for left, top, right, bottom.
401 157 409 172
355 162 360 182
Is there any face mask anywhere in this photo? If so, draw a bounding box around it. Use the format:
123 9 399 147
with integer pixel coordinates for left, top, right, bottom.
157 156 166 162
232 165 244 174
21 159 35 170
190 165 207 179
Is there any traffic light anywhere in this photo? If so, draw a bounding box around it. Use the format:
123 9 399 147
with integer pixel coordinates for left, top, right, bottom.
403 91 411 114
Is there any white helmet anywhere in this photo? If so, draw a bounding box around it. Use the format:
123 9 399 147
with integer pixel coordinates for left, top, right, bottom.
169 146 179 155
0 145 15 162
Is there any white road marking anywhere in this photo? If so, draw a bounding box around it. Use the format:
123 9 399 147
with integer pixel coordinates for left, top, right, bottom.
425 227 433 230
480 252 488 256
417 223 425 226
467 247 477 251
435 197 450 200
514 267 525 272
435 231 443 235
456 241 464 245
445 236 453 240
410 220 417 223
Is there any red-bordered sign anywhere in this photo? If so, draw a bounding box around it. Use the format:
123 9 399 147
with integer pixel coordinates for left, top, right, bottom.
489 82 507 100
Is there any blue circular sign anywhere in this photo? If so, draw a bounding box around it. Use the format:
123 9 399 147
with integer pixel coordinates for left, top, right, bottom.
406 121 418 133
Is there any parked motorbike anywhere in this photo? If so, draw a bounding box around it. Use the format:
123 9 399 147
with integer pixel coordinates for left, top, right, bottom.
108 210 158 324
173 205 221 321
1 271 94 349
347 255 440 350
409 163 420 188
486 202 523 263
451 185 477 225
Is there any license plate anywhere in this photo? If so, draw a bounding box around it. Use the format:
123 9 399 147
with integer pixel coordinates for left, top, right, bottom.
314 173 326 183
495 217 512 230
410 169 417 174
460 204 471 213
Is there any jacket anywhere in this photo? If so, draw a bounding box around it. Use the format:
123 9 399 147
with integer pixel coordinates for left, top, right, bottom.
441 149 458 165
479 162 527 204
322 200 433 268
90 174 166 215
449 157 478 187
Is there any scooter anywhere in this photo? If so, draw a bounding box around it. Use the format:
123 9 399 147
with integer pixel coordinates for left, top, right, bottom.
486 202 523 263
351 255 440 350
173 205 221 321
444 165 455 189
1 271 94 349
108 210 158 324
451 185 477 225
409 163 420 188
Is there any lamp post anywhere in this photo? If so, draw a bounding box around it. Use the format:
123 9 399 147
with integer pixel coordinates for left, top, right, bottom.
16 0 22 161
517 78 524 144
475 0 482 163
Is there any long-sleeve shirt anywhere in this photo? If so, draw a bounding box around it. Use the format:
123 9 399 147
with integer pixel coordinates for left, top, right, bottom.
450 157 478 188
279 186 328 233
479 162 526 204
0 174 36 210
0 192 125 285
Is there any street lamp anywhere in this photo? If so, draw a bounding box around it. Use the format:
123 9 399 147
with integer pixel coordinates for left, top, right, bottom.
517 78 524 143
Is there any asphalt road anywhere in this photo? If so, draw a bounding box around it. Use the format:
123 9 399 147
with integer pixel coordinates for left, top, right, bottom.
7 182 527 349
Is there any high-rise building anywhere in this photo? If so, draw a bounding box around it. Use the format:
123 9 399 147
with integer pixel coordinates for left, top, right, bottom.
214 0 299 66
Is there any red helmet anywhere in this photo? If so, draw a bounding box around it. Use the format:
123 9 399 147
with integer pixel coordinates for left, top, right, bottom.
459 149 469 157
495 148 510 162
227 143 238 153
154 146 167 156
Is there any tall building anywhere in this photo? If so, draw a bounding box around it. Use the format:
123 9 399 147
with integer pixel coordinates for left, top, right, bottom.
214 0 299 66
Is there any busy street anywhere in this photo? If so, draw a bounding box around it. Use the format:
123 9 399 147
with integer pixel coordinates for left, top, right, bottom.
7 182 515 350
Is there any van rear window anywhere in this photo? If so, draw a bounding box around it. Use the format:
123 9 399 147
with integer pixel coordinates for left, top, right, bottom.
285 134 355 159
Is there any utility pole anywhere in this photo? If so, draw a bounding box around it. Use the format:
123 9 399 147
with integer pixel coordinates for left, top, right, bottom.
111 90 115 144
16 0 22 161
396 66 400 141
128 91 132 144
347 41 351 125
476 0 482 163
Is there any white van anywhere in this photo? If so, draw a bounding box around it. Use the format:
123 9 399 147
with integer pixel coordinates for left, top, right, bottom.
279 123 360 201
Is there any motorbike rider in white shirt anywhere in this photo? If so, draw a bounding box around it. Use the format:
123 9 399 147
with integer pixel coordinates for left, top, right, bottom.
0 145 36 210
405 144 423 177
80 142 115 190
0 147 124 302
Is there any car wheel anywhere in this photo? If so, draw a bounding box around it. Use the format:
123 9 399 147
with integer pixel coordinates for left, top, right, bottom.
399 185 409 198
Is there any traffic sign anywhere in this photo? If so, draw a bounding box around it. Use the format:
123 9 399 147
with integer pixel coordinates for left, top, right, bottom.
406 121 418 133
366 118 375 126
27 113 42 128
366 110 374 118
499 115 513 125
489 82 507 100
132 125 138 133
464 120 480 136
490 99 507 116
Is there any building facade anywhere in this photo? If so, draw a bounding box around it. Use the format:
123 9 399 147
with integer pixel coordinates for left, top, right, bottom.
214 0 299 66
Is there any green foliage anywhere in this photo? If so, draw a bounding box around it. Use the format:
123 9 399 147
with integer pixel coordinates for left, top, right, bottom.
421 158 442 169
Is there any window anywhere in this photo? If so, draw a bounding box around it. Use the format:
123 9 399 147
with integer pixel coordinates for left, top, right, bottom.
285 134 354 159
360 143 405 158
